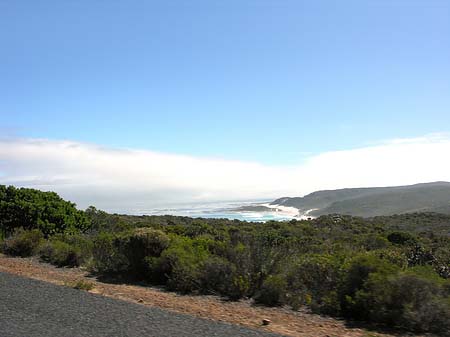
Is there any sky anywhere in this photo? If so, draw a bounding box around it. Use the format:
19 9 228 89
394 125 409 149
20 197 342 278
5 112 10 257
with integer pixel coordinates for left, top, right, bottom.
0 1 449 211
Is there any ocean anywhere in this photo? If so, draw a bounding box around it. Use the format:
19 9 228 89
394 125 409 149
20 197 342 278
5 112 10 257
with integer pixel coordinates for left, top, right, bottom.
126 200 297 222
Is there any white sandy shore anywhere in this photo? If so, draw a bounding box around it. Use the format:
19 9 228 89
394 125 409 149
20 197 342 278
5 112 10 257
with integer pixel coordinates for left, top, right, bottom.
260 203 299 217
259 203 318 220
298 208 318 220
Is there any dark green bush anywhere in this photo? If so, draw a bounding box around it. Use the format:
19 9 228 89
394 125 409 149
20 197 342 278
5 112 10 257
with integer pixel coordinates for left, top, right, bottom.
91 228 170 277
340 255 399 319
39 240 81 267
0 185 90 237
166 263 201 293
338 254 450 335
362 234 389 250
227 274 251 300
254 275 287 306
121 228 170 276
199 257 236 296
1 229 43 257
145 255 171 284
39 233 93 267
350 267 450 335
91 232 129 273
147 236 209 292
286 254 342 313
387 231 416 245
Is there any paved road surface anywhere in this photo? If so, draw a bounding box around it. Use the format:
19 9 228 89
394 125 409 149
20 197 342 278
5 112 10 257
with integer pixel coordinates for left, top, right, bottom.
0 272 282 337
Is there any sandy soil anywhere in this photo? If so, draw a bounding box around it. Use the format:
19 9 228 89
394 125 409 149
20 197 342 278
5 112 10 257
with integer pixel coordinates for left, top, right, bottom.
0 255 425 337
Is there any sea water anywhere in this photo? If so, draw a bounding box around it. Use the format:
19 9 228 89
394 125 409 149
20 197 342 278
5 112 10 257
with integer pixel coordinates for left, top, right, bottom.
127 200 296 222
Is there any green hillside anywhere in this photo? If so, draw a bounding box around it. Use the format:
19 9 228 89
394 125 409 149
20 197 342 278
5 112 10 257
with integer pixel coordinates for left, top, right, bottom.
273 182 450 217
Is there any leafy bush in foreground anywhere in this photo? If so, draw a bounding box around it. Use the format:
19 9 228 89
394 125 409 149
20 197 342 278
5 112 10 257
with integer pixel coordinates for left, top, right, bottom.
362 270 450 334
341 258 450 335
0 185 90 237
254 274 287 306
1 229 43 257
147 236 209 292
91 232 128 274
39 241 80 267
199 257 236 296
121 228 170 276
286 254 343 313
340 255 400 319
39 234 93 267
91 228 170 276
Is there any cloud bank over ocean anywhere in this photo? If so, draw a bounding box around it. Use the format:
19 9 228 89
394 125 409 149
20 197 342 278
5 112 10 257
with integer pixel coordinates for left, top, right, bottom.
0 134 449 212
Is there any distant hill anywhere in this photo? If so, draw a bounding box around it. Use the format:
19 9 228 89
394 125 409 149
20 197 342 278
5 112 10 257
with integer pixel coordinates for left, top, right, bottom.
271 181 450 217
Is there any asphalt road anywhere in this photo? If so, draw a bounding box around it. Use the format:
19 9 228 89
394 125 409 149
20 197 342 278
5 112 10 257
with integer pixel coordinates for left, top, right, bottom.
0 272 282 337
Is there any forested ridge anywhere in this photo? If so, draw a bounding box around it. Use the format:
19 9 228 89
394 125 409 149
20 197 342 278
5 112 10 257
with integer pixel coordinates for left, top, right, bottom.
2 185 450 335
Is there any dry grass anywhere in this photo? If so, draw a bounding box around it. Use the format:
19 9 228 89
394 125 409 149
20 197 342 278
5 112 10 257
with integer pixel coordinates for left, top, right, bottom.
64 279 95 291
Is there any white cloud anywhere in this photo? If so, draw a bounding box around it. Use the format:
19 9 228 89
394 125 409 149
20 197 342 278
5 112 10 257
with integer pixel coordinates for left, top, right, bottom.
0 134 449 212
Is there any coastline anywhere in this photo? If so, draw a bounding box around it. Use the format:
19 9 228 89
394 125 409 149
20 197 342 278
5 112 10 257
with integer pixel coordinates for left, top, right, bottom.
134 201 318 222
260 203 318 220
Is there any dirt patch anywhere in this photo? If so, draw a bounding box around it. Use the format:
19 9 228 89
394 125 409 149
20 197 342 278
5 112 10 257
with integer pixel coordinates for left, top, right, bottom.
0 255 420 337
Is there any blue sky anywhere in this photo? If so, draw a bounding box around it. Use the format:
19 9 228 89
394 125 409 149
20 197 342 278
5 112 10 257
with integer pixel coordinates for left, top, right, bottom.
1 1 450 209
1 0 449 165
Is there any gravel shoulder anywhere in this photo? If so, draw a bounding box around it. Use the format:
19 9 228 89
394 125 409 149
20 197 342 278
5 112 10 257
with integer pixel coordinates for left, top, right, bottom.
0 271 283 337
0 255 421 337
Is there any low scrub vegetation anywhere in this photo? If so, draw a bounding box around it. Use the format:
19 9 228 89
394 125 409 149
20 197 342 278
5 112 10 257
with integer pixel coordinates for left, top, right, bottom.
39 234 92 267
2 185 450 335
2 229 44 257
65 279 95 291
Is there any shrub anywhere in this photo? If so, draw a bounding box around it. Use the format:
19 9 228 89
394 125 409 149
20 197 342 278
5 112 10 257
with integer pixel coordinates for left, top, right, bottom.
362 234 389 250
166 263 200 293
91 228 170 277
407 244 436 267
147 235 209 292
199 257 236 296
65 279 95 291
387 231 416 245
254 275 287 306
285 254 342 313
1 229 43 257
352 267 450 334
340 254 399 319
39 240 81 267
371 247 409 268
339 255 450 335
0 185 90 236
145 255 171 284
91 232 129 274
121 228 170 276
228 274 251 300
39 234 93 267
